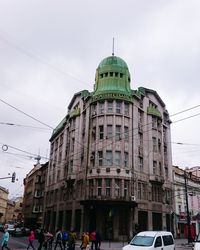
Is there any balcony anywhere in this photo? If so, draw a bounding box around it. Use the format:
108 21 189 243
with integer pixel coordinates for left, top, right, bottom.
149 175 164 183
80 195 137 208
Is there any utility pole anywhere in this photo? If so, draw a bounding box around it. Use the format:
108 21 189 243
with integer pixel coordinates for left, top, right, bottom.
184 170 192 243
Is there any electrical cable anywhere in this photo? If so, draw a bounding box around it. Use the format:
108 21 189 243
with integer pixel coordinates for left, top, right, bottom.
170 105 200 117
0 122 52 131
0 30 89 87
2 100 200 168
172 112 200 124
0 98 54 129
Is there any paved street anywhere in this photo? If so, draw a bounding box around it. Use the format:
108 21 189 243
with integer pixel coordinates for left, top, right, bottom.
1 235 193 250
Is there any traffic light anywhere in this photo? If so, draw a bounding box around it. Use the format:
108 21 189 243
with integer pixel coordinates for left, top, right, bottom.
11 172 16 183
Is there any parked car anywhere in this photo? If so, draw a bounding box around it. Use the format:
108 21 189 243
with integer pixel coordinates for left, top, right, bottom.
12 227 24 237
5 224 15 235
11 227 31 237
21 227 31 236
122 231 175 250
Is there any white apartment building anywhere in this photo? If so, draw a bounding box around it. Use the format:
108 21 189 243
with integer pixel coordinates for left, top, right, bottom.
173 166 200 238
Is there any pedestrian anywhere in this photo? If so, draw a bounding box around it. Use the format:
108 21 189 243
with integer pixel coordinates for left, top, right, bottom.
177 228 180 238
90 230 97 250
43 231 53 250
54 229 63 250
1 228 11 250
62 230 68 250
37 229 45 250
67 230 76 250
96 231 101 250
27 230 35 250
80 232 89 250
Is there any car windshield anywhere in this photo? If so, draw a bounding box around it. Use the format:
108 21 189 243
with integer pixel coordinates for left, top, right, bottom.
7 224 14 229
130 235 154 246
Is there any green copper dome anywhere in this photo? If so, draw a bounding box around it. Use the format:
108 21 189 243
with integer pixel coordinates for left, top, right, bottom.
98 56 129 69
92 55 132 102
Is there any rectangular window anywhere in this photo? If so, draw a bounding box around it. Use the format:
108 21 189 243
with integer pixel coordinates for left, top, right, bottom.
105 179 111 197
115 179 120 197
70 160 73 173
107 125 113 139
152 117 157 129
99 102 104 114
159 162 162 175
71 138 75 152
71 119 76 130
139 157 143 171
106 151 112 166
115 151 121 166
124 103 129 116
138 110 143 124
124 152 129 167
99 125 104 140
139 133 143 146
107 101 113 113
89 179 94 197
158 139 161 153
98 151 103 166
165 166 169 179
92 127 96 141
97 179 102 196
124 126 129 141
124 180 129 198
116 102 122 114
116 125 121 141
153 161 157 175
138 182 142 200
152 184 162 202
152 137 157 152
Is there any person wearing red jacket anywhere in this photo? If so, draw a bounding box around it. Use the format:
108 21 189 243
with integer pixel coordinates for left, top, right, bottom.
90 230 97 250
27 230 35 250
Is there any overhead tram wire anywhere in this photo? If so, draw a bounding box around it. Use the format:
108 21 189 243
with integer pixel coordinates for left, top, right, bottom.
2 106 199 165
170 104 200 117
0 122 52 131
45 104 200 164
172 112 200 124
0 31 89 88
0 98 54 129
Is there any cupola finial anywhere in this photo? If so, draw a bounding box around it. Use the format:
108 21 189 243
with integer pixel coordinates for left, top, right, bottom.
112 37 115 56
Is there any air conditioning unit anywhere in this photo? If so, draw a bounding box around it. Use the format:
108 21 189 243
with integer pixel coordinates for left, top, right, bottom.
138 123 143 133
90 155 94 160
130 195 136 202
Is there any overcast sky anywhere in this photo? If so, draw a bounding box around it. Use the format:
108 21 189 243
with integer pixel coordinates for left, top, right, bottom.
0 0 200 198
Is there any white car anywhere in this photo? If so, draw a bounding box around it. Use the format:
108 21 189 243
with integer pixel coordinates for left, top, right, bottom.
5 224 15 235
122 231 175 250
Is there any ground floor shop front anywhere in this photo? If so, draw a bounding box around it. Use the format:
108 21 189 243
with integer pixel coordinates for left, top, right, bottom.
44 200 172 240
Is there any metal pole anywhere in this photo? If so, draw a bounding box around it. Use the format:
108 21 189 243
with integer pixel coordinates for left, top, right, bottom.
0 177 11 180
184 171 192 243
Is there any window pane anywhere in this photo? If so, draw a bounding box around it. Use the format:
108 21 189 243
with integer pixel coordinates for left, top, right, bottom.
115 151 121 166
107 101 113 113
106 151 112 166
107 125 113 139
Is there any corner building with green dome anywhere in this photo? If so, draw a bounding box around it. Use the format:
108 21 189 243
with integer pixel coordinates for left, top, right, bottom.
44 55 173 240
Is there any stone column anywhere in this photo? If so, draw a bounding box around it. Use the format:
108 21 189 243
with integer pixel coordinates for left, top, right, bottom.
148 210 153 230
